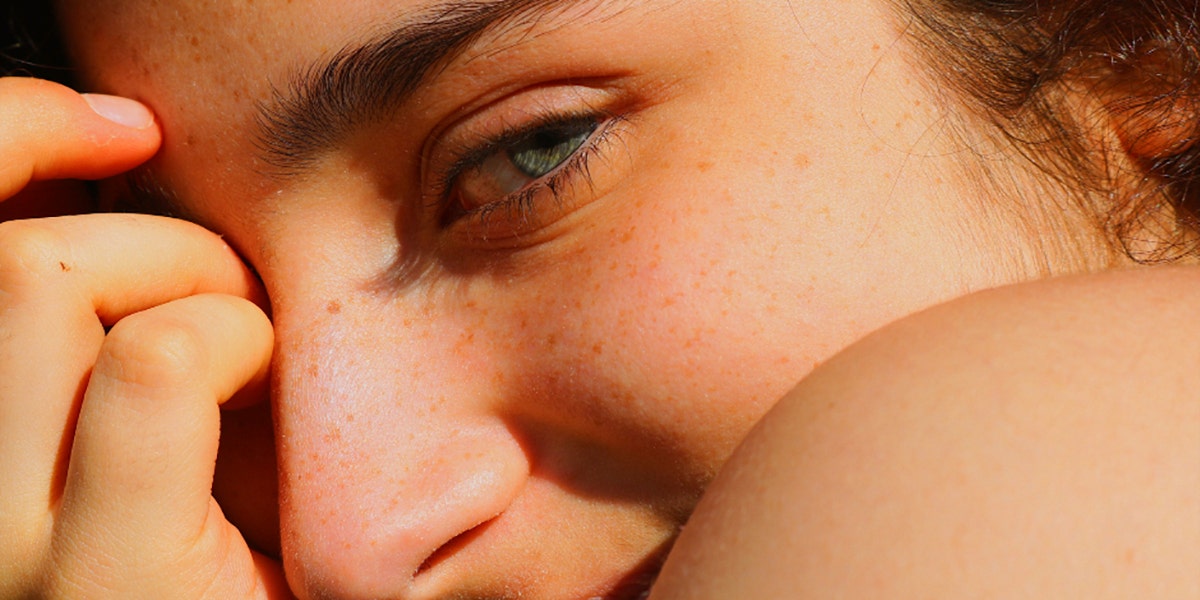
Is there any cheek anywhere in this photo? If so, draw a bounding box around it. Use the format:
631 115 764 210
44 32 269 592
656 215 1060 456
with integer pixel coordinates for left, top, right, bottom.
490 190 830 473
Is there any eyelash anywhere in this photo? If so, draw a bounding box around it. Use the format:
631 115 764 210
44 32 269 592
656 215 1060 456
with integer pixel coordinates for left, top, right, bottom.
433 109 623 232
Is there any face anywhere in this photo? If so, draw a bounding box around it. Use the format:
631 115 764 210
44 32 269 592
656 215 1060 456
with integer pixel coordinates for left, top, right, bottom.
57 0 1053 597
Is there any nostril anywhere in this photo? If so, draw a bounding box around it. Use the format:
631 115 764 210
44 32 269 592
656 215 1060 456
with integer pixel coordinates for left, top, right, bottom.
415 515 500 577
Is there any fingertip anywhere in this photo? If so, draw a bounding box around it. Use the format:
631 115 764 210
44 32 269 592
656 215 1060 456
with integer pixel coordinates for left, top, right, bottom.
0 78 163 192
81 94 156 130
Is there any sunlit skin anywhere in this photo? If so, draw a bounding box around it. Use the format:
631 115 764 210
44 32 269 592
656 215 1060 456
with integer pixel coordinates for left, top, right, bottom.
0 0 1185 598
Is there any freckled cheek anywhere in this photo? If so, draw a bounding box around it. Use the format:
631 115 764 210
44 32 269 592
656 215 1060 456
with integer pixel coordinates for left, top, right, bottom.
503 208 802 465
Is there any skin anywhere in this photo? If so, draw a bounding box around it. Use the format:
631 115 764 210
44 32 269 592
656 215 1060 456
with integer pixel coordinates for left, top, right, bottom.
0 0 1193 598
653 268 1200 598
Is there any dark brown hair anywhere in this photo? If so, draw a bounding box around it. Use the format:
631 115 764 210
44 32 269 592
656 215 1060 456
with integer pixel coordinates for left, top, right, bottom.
1 1 71 84
898 0 1200 262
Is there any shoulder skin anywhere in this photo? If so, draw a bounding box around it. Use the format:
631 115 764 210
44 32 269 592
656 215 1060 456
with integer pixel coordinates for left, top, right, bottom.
652 267 1200 599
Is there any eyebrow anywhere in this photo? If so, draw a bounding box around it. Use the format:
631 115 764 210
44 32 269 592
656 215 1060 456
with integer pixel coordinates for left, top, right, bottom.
254 0 583 177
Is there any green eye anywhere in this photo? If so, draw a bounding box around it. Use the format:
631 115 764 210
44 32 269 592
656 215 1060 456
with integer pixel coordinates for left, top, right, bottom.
447 117 601 218
508 122 596 178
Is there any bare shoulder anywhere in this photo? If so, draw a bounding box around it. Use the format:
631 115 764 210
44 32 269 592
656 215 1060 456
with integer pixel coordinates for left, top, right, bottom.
652 268 1200 599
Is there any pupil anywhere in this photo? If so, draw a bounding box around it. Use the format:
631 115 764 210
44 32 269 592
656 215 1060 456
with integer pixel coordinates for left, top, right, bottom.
508 121 597 178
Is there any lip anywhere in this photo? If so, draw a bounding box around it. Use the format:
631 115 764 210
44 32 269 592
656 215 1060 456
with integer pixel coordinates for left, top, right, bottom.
409 534 669 600
412 502 678 600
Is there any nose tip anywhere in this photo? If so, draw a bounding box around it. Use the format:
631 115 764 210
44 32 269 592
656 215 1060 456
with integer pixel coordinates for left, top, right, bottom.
279 428 530 599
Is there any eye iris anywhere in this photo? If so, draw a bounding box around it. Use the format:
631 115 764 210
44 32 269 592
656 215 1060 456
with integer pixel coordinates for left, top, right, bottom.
508 121 597 178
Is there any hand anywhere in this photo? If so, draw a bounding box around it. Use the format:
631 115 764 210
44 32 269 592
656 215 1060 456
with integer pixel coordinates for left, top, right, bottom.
0 78 291 598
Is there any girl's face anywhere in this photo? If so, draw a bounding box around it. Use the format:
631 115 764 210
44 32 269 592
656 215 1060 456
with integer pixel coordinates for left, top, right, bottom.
58 0 1069 597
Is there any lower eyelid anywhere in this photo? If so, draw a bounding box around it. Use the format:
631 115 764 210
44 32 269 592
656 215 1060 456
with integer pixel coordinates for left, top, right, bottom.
444 116 626 240
439 113 607 211
425 85 622 183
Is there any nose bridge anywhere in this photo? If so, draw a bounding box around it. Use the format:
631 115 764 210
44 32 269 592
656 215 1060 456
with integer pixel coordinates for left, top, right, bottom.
270 293 529 598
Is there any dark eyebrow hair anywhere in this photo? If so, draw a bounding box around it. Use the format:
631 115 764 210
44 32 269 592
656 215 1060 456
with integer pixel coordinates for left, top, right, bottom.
255 0 583 177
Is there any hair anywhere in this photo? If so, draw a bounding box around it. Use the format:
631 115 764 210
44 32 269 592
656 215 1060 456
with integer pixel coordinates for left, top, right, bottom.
1 1 71 84
897 0 1200 262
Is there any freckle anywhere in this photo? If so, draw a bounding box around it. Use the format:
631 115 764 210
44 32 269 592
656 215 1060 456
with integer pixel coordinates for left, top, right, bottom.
696 161 715 173
185 134 197 146
326 300 342 314
794 153 812 170
189 36 199 47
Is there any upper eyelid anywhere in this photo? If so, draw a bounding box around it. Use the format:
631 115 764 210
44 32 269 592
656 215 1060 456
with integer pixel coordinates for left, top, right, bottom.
421 84 625 198
434 110 631 236
436 110 609 198
450 119 620 234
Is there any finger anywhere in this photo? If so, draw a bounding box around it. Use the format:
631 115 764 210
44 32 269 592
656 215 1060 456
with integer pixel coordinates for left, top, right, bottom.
0 77 161 201
0 214 264 512
52 293 273 595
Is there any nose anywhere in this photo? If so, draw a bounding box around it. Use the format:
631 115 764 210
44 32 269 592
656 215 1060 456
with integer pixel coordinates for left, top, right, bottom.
269 298 530 599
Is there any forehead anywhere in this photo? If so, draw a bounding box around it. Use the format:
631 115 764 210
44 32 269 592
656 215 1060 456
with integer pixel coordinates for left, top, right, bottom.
55 0 615 219
57 2 656 181
58 0 406 78
53 0 924 236
56 0 390 217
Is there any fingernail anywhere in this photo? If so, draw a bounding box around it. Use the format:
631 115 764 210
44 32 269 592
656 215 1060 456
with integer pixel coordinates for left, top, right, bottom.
82 94 155 129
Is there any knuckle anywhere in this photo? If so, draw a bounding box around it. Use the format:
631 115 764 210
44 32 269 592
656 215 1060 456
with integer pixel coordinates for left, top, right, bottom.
0 220 74 290
101 314 210 390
